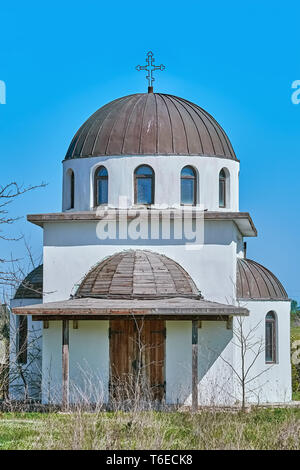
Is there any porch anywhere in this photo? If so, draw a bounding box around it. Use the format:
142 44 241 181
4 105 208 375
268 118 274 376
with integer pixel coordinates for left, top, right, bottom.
13 296 248 409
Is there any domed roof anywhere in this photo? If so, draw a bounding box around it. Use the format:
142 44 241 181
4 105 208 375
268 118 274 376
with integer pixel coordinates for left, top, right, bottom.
14 265 43 300
75 250 201 300
66 93 236 160
236 258 288 300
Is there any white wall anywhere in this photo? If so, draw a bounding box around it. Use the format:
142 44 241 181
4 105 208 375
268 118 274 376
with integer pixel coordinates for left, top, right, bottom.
166 320 235 406
42 320 109 404
42 219 238 305
62 155 239 212
232 300 292 404
40 302 291 406
166 301 292 407
9 299 42 400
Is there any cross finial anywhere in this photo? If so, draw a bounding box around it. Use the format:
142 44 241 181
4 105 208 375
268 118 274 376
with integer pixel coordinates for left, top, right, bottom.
136 51 165 93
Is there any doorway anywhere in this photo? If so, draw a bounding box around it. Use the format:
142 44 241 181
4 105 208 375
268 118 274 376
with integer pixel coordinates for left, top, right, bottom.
109 319 165 405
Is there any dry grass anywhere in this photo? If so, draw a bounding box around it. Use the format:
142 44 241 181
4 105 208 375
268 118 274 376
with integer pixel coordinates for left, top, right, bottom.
0 407 299 450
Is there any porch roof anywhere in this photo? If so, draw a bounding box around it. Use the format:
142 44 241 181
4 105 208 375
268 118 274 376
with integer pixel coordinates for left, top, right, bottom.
12 296 249 319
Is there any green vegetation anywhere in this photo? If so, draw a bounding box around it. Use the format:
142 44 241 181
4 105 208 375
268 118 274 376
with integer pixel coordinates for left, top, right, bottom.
0 408 299 450
291 313 300 400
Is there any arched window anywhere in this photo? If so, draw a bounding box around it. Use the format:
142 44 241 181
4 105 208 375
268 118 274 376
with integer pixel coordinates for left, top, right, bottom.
70 170 75 209
265 311 277 363
219 168 226 208
17 315 28 364
66 169 75 210
181 166 197 205
134 165 154 205
94 166 108 206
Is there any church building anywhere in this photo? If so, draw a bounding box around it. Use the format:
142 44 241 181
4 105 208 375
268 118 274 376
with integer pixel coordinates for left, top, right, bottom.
10 54 291 408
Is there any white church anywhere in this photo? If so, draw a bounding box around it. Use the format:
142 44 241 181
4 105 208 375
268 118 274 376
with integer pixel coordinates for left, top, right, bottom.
10 55 291 408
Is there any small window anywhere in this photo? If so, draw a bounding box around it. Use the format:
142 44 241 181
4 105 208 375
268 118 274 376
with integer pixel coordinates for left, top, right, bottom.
265 311 277 363
219 169 226 208
17 315 28 364
70 170 75 209
134 165 154 205
94 166 108 206
181 166 197 205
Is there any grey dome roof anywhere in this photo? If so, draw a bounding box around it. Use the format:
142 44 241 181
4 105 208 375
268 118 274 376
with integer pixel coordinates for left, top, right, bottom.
236 258 288 300
75 250 201 300
14 265 43 300
66 93 236 160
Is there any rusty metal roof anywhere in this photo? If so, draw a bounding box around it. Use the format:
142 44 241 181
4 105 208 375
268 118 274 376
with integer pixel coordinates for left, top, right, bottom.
236 258 288 300
14 265 43 300
76 250 201 300
65 93 237 160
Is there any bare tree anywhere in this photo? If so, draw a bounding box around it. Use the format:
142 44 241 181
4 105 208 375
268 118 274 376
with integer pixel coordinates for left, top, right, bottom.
8 313 42 401
0 181 46 290
0 181 45 403
0 304 9 399
219 316 272 411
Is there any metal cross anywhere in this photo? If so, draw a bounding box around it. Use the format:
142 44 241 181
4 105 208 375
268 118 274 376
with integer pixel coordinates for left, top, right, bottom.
136 51 165 92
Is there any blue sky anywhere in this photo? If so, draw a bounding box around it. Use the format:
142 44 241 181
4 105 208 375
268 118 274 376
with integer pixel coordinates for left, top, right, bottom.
0 1 299 301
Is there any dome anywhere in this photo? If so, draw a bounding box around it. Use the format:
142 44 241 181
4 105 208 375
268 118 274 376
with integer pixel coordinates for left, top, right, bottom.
75 250 201 300
14 265 43 300
65 93 236 160
236 258 288 300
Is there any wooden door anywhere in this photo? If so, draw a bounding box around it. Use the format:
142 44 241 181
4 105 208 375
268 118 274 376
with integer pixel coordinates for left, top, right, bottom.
109 319 165 403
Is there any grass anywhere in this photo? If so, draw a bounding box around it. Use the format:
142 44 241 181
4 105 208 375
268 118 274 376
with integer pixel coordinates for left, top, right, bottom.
0 316 299 450
0 408 299 450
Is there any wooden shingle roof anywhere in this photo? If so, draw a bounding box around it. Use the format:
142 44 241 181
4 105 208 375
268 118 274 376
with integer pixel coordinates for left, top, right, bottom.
76 250 201 300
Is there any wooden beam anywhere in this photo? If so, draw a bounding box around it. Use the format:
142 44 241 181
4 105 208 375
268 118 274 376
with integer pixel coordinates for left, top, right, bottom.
73 320 78 329
62 319 69 409
226 316 233 330
32 314 234 322
43 320 49 329
192 320 198 412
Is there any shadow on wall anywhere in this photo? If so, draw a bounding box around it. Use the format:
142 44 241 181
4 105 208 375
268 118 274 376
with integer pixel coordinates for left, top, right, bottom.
166 321 234 406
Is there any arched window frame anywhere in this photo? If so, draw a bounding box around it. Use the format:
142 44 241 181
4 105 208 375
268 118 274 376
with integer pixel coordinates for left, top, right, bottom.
219 168 226 208
70 170 75 209
219 168 230 208
180 165 197 206
134 164 155 206
265 311 277 364
94 166 108 207
66 168 75 210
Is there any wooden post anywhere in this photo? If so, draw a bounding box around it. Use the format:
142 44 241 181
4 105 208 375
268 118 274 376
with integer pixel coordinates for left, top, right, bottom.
192 319 198 412
62 319 69 409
